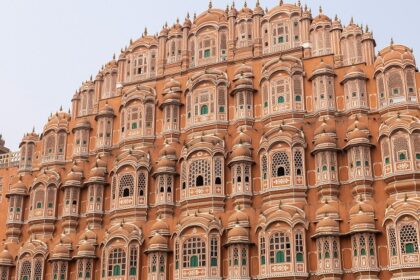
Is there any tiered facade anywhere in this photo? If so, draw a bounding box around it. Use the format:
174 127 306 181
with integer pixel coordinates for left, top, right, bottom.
0 1 419 279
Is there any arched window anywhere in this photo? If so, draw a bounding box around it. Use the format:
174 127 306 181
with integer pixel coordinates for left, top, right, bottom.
388 226 397 256
271 152 290 177
400 224 419 254
210 236 218 266
183 237 206 268
34 258 43 280
200 105 208 115
295 232 304 262
233 247 239 266
108 248 126 276
269 232 291 264
129 246 138 276
138 172 146 197
19 260 31 280
119 174 134 198
388 70 404 97
323 240 331 258
260 236 266 265
196 175 204 187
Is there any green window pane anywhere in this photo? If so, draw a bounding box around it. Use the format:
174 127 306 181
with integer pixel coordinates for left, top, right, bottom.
264 101 268 108
361 248 366 256
48 202 53 208
356 161 361 167
113 265 121 276
325 251 330 259
392 247 397 256
296 252 303 262
234 259 238 266
278 96 285 104
85 271 90 278
353 249 357 257
129 267 136 276
190 255 198 267
175 261 179 270
211 258 217 267
204 49 211 58
365 160 369 166
278 36 284 43
370 248 375 256
416 153 420 160
406 243 415 253
385 157 390 164
36 202 42 209
295 95 301 102
219 106 224 113
333 251 338 258
276 251 285 263
322 165 327 171
200 105 208 115
242 258 247 265
131 122 137 129
261 255 266 265
399 153 406 160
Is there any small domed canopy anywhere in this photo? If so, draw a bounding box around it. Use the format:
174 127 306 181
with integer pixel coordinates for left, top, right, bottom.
7 178 27 197
50 242 71 261
309 60 335 80
95 103 115 120
344 127 372 149
315 202 339 220
62 165 84 188
349 202 377 233
340 65 368 84
76 241 96 258
228 207 250 228
72 119 91 132
158 143 177 160
0 247 13 266
233 131 252 146
150 219 170 236
227 225 250 244
312 217 340 238
146 234 169 252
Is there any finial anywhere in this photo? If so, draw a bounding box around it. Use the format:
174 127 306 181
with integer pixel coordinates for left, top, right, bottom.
304 4 307 11
390 37 394 45
350 17 354 25
68 108 71 114
113 53 115 60
176 17 179 24
280 0 284 5
59 105 63 111
319 6 323 14
244 1 247 8
226 4 229 13
32 126 35 133
129 38 133 44
90 75 92 81
208 0 212 10
256 0 260 7
232 0 235 8
297 0 301 7
186 12 190 19
334 14 338 21
144 27 148 36
194 12 197 20
365 25 369 32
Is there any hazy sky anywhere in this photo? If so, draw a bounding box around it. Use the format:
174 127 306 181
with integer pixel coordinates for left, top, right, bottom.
0 0 418 150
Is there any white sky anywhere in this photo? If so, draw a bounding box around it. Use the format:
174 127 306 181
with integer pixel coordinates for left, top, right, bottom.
0 0 418 150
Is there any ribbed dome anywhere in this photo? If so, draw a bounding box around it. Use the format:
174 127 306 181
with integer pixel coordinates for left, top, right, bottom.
347 128 368 141
349 202 374 216
149 234 167 246
78 242 95 257
9 179 27 195
228 226 248 239
51 242 71 259
150 219 169 233
157 157 176 169
233 131 251 146
312 14 331 24
0 248 13 266
228 208 249 225
231 146 252 158
316 217 339 235
314 134 336 146
158 144 177 158
314 121 336 136
316 202 338 217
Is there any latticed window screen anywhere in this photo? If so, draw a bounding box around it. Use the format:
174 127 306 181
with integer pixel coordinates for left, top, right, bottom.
388 227 397 256
181 162 187 189
159 255 165 272
188 159 211 187
382 139 390 162
175 241 180 269
323 240 331 258
159 176 165 193
352 236 358 256
20 260 31 279
406 69 416 92
269 232 291 263
293 76 303 101
388 70 403 95
233 247 239 266
378 76 385 98
111 176 117 200
183 237 206 268
400 224 419 254
145 105 153 128
60 262 67 280
214 158 223 184
119 174 134 198
85 259 92 278
34 259 43 280
368 234 375 255
108 248 126 276
413 134 420 158
359 235 367 255
294 150 303 176
167 176 172 192
138 172 146 197
271 152 290 177
393 136 410 161
333 240 339 258
261 155 268 179
0 268 7 280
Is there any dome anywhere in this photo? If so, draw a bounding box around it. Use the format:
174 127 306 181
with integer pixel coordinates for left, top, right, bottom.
233 131 251 146
65 170 82 182
228 208 249 225
158 144 177 158
96 103 115 119
315 217 340 236
194 9 227 27
315 202 338 217
375 44 415 69
89 166 106 178
228 226 248 239
96 157 108 168
314 60 333 72
0 248 13 266
347 119 368 133
157 157 176 169
78 242 95 257
349 202 374 216
51 242 70 259
164 78 181 91
149 234 168 246
314 120 336 136
231 145 252 158
8 179 27 196
345 65 364 76
314 134 336 146
150 219 169 233
347 128 368 141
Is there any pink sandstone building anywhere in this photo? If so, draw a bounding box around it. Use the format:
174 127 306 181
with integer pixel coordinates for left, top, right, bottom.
0 1 419 279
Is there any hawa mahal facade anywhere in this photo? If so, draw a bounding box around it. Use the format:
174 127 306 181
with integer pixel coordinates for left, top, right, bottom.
0 1 419 279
